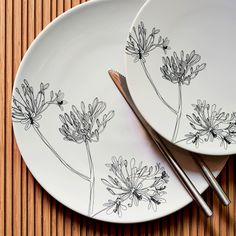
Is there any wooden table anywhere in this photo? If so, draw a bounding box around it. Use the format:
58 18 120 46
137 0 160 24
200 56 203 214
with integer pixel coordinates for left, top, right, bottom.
0 0 235 235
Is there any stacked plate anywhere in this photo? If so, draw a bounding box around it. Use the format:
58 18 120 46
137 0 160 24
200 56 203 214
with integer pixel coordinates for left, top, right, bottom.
12 0 235 223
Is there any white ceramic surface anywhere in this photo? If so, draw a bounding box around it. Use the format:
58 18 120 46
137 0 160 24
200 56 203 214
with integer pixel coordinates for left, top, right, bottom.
12 0 227 224
125 0 236 156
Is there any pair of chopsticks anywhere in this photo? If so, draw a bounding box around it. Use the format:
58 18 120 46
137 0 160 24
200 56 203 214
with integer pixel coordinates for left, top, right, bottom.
108 70 230 216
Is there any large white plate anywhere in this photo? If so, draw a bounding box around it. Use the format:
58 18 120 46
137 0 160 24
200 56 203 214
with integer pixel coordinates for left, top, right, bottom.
12 0 227 223
125 0 236 156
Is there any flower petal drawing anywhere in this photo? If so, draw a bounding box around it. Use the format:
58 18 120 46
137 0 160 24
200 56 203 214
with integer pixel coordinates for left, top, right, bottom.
12 79 67 128
93 156 169 218
177 100 236 149
126 21 170 63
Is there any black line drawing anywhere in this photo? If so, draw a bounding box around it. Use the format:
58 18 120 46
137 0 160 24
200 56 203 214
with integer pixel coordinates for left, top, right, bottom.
59 98 115 216
176 100 236 149
160 51 206 141
12 80 89 181
126 21 175 114
92 156 169 218
126 22 206 142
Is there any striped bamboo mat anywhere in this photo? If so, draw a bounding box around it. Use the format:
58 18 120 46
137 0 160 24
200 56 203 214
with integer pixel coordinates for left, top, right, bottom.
0 0 235 235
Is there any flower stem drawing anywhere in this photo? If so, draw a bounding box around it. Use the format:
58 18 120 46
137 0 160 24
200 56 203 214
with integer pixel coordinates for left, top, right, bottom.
92 156 169 218
172 82 182 141
59 98 115 216
126 22 207 142
126 21 176 115
85 140 95 216
140 60 177 114
161 51 206 141
177 100 236 149
12 80 89 181
34 125 90 181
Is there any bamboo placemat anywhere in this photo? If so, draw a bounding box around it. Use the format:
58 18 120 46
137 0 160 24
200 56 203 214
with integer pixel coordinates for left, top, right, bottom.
0 0 235 235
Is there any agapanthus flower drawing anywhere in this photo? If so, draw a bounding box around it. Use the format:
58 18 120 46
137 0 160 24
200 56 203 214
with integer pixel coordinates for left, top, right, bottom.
177 100 236 149
126 22 175 115
184 132 203 148
12 79 89 181
126 21 170 63
12 80 49 130
160 50 207 142
93 156 169 218
59 98 115 216
160 50 206 85
102 198 127 217
126 22 208 143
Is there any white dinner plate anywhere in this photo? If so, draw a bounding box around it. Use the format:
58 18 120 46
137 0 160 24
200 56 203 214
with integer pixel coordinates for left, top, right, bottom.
12 0 228 223
125 0 236 156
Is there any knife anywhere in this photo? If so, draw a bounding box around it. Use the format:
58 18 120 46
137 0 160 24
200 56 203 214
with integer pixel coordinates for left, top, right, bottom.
108 69 213 216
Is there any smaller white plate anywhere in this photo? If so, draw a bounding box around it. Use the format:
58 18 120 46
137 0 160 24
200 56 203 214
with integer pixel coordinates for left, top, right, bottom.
125 0 236 156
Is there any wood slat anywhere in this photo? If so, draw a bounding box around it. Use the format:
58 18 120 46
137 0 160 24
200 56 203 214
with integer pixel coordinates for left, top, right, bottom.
57 203 65 236
51 198 57 236
183 207 190 236
220 168 228 236
65 208 72 236
34 2 43 235
72 212 81 236
5 0 13 235
190 203 198 236
27 1 35 234
42 2 51 236
72 0 81 7
153 218 161 236
204 190 211 236
212 184 220 236
13 0 22 235
102 220 109 236
0 0 5 235
57 0 64 16
109 223 117 236
1 1 236 235
51 0 57 20
65 0 72 11
43 192 51 236
124 224 131 236
228 158 235 236
169 214 176 236
94 218 100 236
176 210 182 236
21 1 28 235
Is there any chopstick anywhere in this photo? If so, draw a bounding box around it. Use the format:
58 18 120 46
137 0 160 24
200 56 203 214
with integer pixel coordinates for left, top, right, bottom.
191 153 230 206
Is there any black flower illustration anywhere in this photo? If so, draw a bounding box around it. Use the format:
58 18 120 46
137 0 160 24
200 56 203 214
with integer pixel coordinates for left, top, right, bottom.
93 156 169 218
12 79 90 186
12 80 67 129
179 100 236 149
59 98 114 144
126 21 170 63
59 98 115 216
184 132 203 148
126 21 176 117
160 50 206 85
103 198 127 217
159 50 207 142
